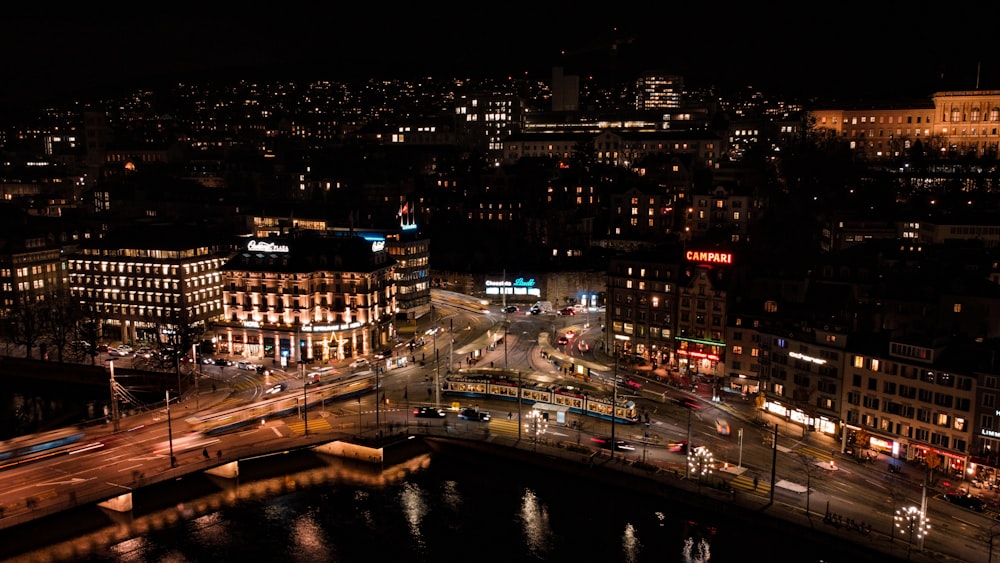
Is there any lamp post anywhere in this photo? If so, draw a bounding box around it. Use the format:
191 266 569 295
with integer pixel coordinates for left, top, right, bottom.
612 334 630 462
302 363 309 436
165 389 175 468
191 343 200 410
738 427 744 469
989 522 1000 563
895 505 929 560
107 360 120 432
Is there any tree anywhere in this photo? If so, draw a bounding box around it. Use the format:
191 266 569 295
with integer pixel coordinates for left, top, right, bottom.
4 293 46 359
39 289 82 363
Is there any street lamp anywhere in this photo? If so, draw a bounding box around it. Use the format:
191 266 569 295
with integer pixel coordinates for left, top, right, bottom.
612 334 630 461
523 409 546 451
895 505 929 560
107 359 120 432
165 389 175 468
688 445 714 492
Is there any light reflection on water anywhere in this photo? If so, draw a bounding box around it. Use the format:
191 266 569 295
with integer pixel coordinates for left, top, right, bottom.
4 441 898 563
518 488 553 559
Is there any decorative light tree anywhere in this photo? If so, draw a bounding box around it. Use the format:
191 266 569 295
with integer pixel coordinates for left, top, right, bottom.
688 445 714 492
895 505 930 560
523 409 546 451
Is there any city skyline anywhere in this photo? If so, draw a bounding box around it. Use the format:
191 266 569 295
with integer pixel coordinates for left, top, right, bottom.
4 7 996 115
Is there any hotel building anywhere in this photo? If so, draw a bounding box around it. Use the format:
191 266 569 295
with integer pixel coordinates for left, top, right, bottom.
213 231 396 366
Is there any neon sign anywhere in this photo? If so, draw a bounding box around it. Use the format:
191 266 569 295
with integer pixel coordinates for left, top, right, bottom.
789 351 826 365
248 240 289 253
685 250 733 264
371 240 385 252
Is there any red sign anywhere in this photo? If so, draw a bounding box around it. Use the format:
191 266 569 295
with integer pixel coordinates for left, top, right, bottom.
686 250 733 265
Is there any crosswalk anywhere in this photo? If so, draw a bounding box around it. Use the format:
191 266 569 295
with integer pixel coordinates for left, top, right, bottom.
729 473 771 495
284 416 333 435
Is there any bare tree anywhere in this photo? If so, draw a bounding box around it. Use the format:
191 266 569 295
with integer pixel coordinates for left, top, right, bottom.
4 293 46 359
39 289 82 363
75 308 104 366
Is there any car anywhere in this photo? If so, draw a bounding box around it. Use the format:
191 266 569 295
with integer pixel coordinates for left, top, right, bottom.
109 345 132 357
503 305 519 313
413 406 446 418
577 340 590 352
135 346 153 359
556 335 569 346
943 491 985 512
529 306 541 315
349 358 369 369
590 437 636 451
458 408 491 422
265 383 286 395
213 358 234 367
557 308 576 316
374 348 393 360
237 360 260 371
666 441 689 453
716 418 731 436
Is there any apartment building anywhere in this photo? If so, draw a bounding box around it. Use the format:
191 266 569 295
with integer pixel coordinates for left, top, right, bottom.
843 335 976 477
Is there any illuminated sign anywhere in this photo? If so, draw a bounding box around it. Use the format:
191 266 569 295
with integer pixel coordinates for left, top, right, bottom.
685 250 733 265
301 322 362 333
371 240 385 252
248 240 289 253
789 351 826 365
242 321 260 328
486 278 536 287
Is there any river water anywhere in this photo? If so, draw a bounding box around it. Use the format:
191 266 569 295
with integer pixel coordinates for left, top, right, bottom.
1 439 905 563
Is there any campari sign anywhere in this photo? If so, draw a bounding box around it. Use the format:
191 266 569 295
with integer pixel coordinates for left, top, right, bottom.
685 250 733 265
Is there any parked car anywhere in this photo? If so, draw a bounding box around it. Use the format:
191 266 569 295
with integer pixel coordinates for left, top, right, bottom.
413 406 446 418
943 491 985 512
458 408 491 422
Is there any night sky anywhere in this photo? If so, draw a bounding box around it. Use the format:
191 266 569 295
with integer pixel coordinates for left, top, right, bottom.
2 6 995 113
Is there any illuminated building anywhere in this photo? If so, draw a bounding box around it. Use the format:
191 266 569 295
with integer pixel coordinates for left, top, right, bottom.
67 223 232 344
214 231 396 365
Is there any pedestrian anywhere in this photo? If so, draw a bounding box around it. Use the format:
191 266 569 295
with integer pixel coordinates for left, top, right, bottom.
753 476 759 491
202 447 209 459
507 412 512 420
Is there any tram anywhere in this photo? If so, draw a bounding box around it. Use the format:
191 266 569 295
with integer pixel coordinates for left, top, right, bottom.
0 427 91 471
187 371 377 435
442 373 639 424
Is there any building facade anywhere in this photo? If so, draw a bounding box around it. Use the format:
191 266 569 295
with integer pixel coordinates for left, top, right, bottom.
67 223 232 344
213 232 396 366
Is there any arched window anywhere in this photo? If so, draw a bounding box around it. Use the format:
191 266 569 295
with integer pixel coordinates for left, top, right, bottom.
950 108 961 122
971 107 981 122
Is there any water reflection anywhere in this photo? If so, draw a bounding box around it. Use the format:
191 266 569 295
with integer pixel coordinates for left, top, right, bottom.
518 488 553 559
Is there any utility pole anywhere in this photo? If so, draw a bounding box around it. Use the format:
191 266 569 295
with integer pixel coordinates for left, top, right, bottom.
166 390 175 468
108 360 120 432
769 422 778 506
302 367 309 436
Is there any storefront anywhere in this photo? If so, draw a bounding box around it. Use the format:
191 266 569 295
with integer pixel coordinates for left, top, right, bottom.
763 399 837 436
